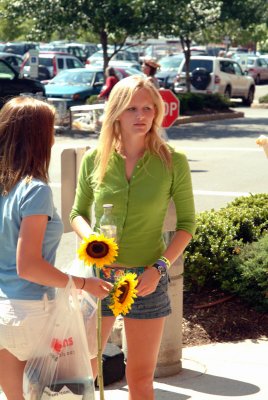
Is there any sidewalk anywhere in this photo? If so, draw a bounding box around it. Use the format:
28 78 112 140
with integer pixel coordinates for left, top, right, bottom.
95 338 268 400
1 338 267 399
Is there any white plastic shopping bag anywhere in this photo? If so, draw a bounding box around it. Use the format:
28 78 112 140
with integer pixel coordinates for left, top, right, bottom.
63 259 97 358
23 277 95 399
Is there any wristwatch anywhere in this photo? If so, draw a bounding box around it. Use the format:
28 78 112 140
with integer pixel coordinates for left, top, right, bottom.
152 262 167 277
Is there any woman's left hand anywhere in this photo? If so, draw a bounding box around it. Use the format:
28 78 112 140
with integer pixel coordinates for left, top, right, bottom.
136 267 161 297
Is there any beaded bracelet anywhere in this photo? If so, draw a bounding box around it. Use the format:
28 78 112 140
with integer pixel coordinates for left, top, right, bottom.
158 256 171 269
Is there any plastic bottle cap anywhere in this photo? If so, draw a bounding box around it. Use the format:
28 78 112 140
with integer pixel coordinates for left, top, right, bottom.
103 203 113 208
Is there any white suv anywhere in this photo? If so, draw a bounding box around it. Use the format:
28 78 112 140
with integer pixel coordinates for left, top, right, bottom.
174 56 255 106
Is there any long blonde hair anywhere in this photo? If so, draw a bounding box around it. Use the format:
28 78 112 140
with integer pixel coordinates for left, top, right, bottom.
94 75 172 183
0 96 55 195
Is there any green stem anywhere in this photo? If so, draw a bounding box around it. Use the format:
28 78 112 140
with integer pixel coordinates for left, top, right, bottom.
96 268 105 400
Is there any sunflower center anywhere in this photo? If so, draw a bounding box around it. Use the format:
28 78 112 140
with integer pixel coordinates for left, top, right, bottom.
118 281 130 304
86 241 109 258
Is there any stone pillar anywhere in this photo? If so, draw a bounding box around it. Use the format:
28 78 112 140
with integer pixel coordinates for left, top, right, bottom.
155 250 184 377
154 202 184 377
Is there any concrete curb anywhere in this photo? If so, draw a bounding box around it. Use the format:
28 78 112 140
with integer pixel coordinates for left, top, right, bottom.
251 102 268 109
174 110 244 125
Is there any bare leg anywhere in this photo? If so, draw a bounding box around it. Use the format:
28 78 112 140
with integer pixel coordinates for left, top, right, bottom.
124 317 166 400
91 315 116 379
0 349 26 400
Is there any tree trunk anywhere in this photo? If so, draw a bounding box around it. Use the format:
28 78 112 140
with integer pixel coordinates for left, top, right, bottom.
100 30 109 75
183 37 191 93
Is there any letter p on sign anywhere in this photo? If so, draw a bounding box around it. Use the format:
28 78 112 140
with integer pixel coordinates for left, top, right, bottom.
159 89 180 128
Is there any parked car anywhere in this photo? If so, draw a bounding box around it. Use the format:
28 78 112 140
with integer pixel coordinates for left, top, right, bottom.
44 64 143 108
244 57 268 84
0 59 45 108
156 54 184 90
2 41 38 56
174 56 255 106
47 43 87 63
85 58 141 71
86 49 138 66
0 52 23 72
21 51 84 80
114 66 144 78
106 60 141 70
44 66 105 107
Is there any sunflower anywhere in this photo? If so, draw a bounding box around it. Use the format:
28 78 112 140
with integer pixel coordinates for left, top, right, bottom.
109 273 138 317
77 233 118 269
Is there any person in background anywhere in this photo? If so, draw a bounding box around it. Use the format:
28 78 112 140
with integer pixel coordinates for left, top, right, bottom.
98 66 119 100
218 50 226 57
70 76 196 400
0 96 112 400
142 57 161 88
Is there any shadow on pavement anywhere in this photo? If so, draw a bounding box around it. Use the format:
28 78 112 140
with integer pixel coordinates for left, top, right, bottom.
156 368 260 397
168 117 268 140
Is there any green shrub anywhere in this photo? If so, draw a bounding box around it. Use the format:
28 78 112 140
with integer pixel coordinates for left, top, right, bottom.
184 193 268 291
184 210 241 290
221 235 268 312
176 92 231 114
259 94 268 104
203 93 231 110
86 95 99 105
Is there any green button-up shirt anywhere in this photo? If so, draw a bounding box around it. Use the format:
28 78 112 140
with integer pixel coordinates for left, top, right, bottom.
70 148 196 267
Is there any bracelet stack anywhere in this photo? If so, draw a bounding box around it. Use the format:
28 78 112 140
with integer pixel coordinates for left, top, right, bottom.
157 256 171 269
151 256 171 277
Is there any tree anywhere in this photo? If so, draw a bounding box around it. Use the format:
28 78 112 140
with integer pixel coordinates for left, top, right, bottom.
206 0 268 52
3 0 173 71
165 0 222 92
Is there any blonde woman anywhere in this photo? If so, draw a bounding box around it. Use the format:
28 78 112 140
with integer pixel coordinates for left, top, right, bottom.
0 97 112 400
70 76 196 400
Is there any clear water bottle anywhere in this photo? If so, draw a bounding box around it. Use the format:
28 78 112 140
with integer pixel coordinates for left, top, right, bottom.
99 204 117 240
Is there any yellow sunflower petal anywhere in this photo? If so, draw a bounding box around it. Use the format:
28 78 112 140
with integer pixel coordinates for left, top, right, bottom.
77 233 118 268
109 273 138 316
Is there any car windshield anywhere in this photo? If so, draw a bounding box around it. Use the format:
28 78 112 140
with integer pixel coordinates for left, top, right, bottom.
183 59 213 73
159 55 184 70
50 70 94 85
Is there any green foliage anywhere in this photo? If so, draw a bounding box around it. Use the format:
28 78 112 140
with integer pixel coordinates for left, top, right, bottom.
86 95 99 105
259 94 268 104
176 93 231 114
221 235 268 312
184 210 240 289
184 194 268 292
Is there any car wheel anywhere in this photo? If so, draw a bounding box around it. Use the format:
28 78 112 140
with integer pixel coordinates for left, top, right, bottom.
224 86 231 100
191 68 211 90
255 75 261 85
242 86 255 106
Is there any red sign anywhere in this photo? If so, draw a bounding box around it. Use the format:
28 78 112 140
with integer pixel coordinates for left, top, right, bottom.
159 89 180 128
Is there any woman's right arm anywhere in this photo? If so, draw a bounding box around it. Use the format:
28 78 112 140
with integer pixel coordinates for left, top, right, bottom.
17 214 112 298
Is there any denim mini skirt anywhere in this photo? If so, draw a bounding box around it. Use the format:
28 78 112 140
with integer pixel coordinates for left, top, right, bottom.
94 266 171 319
